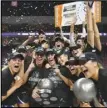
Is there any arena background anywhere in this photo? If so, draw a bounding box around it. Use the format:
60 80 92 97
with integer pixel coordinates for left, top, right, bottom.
1 1 107 67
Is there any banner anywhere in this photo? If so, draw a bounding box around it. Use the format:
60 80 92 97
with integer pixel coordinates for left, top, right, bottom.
54 1 101 27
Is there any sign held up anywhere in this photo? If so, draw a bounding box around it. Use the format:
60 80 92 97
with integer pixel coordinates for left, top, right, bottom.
54 1 101 27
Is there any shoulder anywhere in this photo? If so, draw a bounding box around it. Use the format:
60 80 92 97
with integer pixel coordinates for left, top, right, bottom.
60 66 71 78
2 66 10 76
60 66 69 72
99 69 107 82
2 65 8 71
99 68 107 77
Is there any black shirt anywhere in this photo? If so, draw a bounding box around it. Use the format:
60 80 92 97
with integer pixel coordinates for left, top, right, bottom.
28 65 48 90
70 73 85 83
31 66 73 107
2 67 14 96
98 69 107 105
2 67 17 105
91 68 107 106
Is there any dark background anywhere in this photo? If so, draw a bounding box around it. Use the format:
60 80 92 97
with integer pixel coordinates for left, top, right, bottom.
2 1 107 16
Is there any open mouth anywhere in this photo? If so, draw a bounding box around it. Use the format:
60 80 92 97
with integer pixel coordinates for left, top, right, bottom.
14 65 19 68
49 59 53 62
57 45 60 48
83 69 88 74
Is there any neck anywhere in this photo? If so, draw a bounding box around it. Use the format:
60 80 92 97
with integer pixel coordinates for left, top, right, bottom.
37 64 43 68
92 67 99 81
49 60 56 68
8 66 15 76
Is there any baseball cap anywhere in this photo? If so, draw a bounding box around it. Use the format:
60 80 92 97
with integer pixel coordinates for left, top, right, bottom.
78 52 101 65
35 47 45 56
70 44 81 51
46 48 55 56
65 57 79 66
8 52 24 61
17 45 27 53
56 49 70 57
54 37 64 43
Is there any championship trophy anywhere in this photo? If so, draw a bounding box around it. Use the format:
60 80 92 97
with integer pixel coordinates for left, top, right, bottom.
73 78 101 107
34 78 58 106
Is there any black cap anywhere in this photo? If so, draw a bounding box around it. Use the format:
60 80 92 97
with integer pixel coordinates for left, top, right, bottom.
54 37 64 43
76 35 85 40
17 45 27 53
46 48 55 56
56 49 70 57
35 47 45 53
8 52 24 61
70 44 81 51
78 52 101 65
65 57 79 66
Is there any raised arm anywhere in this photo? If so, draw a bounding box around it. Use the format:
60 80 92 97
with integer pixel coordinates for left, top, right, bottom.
86 5 94 48
22 35 35 46
60 27 70 43
54 68 73 89
23 58 35 84
92 14 102 51
69 16 77 46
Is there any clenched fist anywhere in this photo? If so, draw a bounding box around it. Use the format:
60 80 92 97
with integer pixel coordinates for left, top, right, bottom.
32 87 40 99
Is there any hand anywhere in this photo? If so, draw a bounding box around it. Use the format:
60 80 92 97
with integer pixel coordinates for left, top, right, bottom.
34 39 39 44
54 68 61 75
14 75 21 81
32 51 36 59
32 87 40 99
14 78 24 89
41 43 49 49
27 59 35 72
27 62 35 72
45 63 51 69
80 102 91 107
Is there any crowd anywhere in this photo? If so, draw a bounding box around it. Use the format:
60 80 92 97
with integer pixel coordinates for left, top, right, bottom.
1 3 107 107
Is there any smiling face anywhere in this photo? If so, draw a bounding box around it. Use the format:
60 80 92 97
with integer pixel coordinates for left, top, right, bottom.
81 60 97 78
35 52 45 66
8 58 22 74
47 53 56 66
47 53 55 62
